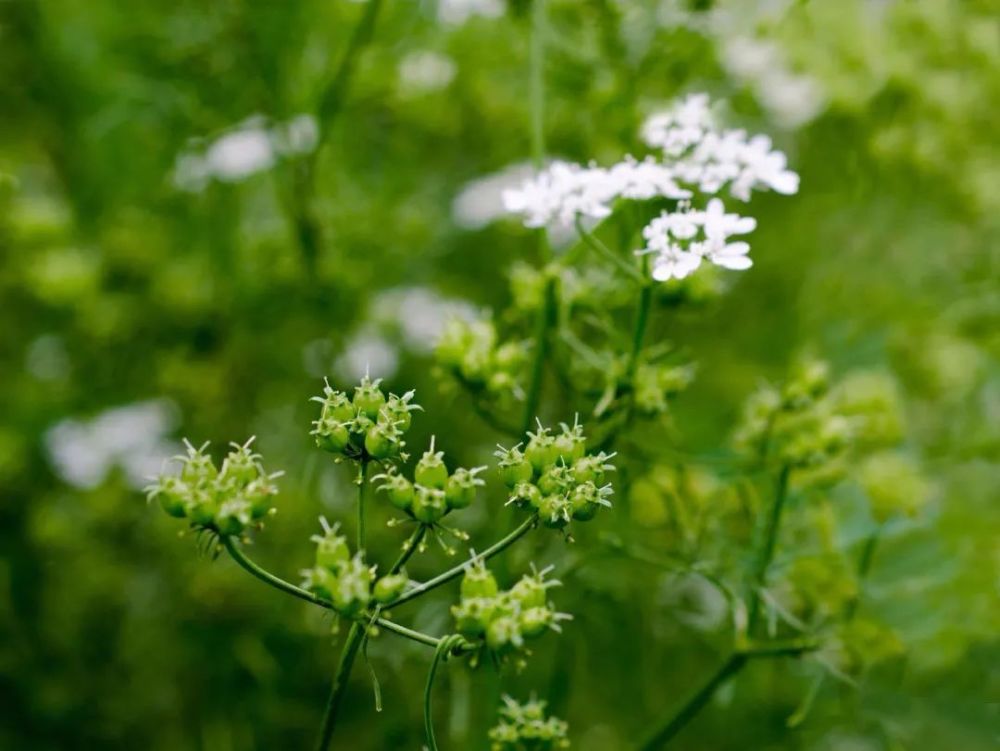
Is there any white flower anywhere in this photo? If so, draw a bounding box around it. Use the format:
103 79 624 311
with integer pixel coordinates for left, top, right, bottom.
45 400 180 490
398 50 457 95
607 156 691 201
502 161 617 228
491 92 797 280
173 114 320 192
641 93 714 156
453 162 536 229
639 198 757 280
438 0 504 25
651 246 702 281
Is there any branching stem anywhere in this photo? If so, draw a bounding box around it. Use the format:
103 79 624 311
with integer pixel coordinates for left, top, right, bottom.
385 515 538 609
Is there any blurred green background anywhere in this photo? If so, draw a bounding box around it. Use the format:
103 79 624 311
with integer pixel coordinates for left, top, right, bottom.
1 1 997 749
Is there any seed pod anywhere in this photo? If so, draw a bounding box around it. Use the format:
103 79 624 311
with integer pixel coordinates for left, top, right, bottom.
379 474 415 512
445 466 485 510
314 418 350 453
451 597 497 638
364 422 399 460
519 606 553 638
461 560 499 599
525 429 557 474
415 440 448 489
510 481 542 510
353 376 386 420
373 572 409 604
412 485 447 523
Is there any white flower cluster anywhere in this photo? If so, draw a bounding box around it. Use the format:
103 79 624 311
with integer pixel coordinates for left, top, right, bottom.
640 198 756 281
501 157 689 229
500 93 800 281
173 114 319 192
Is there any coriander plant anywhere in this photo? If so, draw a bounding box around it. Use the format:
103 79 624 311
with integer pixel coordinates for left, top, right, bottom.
144 3 930 749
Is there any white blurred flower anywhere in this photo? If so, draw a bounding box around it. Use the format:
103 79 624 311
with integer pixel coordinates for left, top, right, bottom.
640 93 715 156
398 50 457 95
204 125 275 182
173 113 320 192
640 198 757 281
453 162 536 229
721 36 825 128
373 286 478 353
438 0 504 25
45 400 181 489
335 331 399 382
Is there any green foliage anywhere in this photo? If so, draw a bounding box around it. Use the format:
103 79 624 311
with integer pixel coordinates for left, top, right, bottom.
0 1 996 750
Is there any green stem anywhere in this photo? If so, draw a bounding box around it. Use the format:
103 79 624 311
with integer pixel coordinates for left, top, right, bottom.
316 622 365 751
529 0 546 170
747 464 791 634
376 618 439 649
638 639 817 750
386 515 538 609
638 652 747 751
575 216 645 283
223 535 329 608
289 0 384 272
424 640 449 751
845 523 882 621
521 275 558 435
626 280 653 383
222 537 445 649
357 460 369 553
389 524 427 575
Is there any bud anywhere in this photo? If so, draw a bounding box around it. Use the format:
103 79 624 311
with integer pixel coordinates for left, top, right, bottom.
451 597 496 638
381 389 421 433
486 616 523 654
377 473 415 512
215 498 252 536
524 427 557 474
353 376 386 420
415 438 448 489
364 421 401 460
312 521 351 572
412 485 447 523
460 559 499 599
146 475 189 518
495 444 533 488
509 481 542 510
445 466 486 510
373 572 409 604
313 417 350 453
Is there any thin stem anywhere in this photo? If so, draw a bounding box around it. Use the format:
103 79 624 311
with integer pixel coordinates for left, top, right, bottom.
845 523 883 621
626 280 653 383
389 524 427 575
357 460 369 552
575 216 645 283
288 0 384 272
638 639 818 750
316 623 365 751
386 515 538 609
424 638 453 751
529 0 546 170
223 537 451 651
747 464 792 634
376 617 440 649
223 536 327 608
521 275 558 435
638 652 748 751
